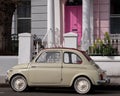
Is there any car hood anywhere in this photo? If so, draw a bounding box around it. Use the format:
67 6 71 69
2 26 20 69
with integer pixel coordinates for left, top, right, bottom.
12 63 28 69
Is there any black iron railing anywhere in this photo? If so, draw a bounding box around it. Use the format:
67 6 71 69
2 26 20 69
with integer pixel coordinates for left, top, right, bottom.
0 34 18 56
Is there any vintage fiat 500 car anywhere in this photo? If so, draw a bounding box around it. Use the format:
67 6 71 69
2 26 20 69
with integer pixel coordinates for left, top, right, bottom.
6 48 110 94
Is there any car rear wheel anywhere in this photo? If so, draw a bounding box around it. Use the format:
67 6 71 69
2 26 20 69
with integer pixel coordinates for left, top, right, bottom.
74 77 92 94
10 75 27 92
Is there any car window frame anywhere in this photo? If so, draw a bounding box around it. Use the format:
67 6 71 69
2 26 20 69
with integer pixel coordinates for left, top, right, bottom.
63 51 82 64
35 50 62 64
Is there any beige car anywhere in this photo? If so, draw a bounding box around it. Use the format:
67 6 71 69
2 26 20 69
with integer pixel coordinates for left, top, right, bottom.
6 48 110 94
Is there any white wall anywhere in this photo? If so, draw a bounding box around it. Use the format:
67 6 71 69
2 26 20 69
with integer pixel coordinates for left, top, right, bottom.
0 56 18 75
91 56 120 84
91 56 120 76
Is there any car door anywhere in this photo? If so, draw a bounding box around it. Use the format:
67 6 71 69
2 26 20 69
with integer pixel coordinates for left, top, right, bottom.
28 50 62 84
62 51 83 83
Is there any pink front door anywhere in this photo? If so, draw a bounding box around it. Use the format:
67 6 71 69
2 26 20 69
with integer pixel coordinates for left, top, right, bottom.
65 6 82 45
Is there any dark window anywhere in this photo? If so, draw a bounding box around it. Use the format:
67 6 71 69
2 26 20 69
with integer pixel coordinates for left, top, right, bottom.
110 18 120 34
66 0 82 6
17 0 31 33
17 0 31 17
17 19 31 33
110 0 120 14
110 0 120 34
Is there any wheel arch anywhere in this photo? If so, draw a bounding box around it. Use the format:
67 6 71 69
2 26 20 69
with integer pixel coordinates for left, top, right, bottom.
71 75 94 87
10 73 28 85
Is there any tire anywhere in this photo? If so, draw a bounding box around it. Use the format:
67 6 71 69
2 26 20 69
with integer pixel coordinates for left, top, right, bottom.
74 77 92 94
10 75 27 92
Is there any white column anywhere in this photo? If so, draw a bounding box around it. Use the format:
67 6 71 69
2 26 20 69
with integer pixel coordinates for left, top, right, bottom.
81 0 91 51
90 0 94 45
54 0 60 46
47 0 55 47
18 33 32 64
54 0 60 30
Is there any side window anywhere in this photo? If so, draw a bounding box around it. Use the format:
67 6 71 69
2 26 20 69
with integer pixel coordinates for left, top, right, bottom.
36 51 61 63
64 52 82 64
64 53 70 63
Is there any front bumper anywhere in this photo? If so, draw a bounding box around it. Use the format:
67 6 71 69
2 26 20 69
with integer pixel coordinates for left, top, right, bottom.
97 78 110 85
5 76 9 84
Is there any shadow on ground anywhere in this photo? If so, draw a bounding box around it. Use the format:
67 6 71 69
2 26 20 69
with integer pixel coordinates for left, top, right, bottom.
24 85 120 94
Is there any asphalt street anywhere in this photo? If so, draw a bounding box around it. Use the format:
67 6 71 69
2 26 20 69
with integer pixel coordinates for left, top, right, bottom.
1 86 120 96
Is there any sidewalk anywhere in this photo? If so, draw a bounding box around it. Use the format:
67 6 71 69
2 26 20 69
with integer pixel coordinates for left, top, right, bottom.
0 75 9 87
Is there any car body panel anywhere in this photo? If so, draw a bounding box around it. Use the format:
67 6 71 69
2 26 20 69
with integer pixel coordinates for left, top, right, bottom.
28 63 62 84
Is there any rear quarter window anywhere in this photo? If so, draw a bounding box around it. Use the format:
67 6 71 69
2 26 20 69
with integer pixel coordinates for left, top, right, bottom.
63 52 82 64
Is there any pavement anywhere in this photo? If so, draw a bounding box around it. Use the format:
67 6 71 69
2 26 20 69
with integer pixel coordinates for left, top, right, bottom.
0 75 9 87
0 75 6 83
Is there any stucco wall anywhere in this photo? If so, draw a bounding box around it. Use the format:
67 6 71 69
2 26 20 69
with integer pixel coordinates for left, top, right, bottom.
0 56 18 75
91 56 120 76
91 56 120 84
94 0 110 39
0 56 18 83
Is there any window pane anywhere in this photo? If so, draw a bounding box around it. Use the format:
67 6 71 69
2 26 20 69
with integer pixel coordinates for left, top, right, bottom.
110 0 120 14
110 0 120 34
64 53 70 63
36 52 47 63
46 52 60 63
66 0 82 6
64 52 82 64
110 18 120 34
71 54 81 64
17 19 31 33
36 52 61 63
17 0 31 17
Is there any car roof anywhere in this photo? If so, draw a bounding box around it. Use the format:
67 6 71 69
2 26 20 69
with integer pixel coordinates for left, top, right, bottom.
41 47 85 52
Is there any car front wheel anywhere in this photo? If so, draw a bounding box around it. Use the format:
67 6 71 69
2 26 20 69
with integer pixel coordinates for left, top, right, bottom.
10 75 27 92
74 77 92 94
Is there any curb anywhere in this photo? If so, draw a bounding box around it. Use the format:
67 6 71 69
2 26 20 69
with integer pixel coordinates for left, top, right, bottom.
0 83 9 87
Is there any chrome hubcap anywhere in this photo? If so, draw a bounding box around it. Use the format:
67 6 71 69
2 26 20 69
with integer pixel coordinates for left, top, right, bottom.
14 79 26 90
77 80 89 92
74 77 91 94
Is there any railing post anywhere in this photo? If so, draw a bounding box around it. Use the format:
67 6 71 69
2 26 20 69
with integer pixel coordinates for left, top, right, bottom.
63 32 78 48
18 33 32 64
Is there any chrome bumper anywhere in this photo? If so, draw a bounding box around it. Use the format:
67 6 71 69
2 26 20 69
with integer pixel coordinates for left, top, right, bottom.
97 78 110 85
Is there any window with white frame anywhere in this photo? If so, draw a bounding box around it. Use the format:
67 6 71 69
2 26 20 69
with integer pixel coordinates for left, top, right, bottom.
17 0 31 33
110 0 120 34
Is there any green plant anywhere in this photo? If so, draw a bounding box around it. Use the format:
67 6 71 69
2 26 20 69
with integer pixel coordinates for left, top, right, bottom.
88 32 118 56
